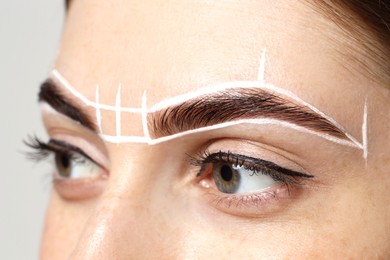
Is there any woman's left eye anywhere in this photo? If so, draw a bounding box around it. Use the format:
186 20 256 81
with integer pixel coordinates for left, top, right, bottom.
212 162 278 194
193 151 314 196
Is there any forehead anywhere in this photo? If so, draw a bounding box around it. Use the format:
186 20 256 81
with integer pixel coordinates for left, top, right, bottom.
56 0 346 104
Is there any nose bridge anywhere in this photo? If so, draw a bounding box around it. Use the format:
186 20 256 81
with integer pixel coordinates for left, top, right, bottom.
69 144 173 259
70 193 148 259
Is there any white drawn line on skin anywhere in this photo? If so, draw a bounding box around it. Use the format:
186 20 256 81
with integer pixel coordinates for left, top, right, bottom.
95 86 103 134
115 84 122 137
257 48 266 82
149 81 363 149
141 91 151 140
99 118 361 148
100 134 149 143
39 102 149 144
362 98 368 162
51 70 142 113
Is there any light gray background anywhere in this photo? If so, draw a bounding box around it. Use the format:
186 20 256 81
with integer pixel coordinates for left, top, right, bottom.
0 0 64 258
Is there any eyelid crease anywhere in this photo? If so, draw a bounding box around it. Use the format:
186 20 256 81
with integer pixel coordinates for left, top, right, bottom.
48 139 97 165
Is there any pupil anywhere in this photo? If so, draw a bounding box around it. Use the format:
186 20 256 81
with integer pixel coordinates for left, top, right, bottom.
61 154 70 169
220 164 233 181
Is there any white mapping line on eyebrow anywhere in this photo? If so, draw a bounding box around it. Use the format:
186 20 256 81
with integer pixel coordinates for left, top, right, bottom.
51 69 362 149
257 48 266 82
41 97 362 149
149 81 363 149
51 70 142 113
95 86 103 134
115 84 122 137
362 99 368 162
98 118 361 147
141 91 151 140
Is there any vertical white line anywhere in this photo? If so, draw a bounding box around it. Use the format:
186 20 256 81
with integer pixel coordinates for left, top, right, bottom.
141 91 150 140
115 84 122 137
95 86 103 134
362 98 368 164
257 48 267 82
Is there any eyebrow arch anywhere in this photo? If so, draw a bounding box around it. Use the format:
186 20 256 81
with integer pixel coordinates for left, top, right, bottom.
38 79 96 131
150 87 353 142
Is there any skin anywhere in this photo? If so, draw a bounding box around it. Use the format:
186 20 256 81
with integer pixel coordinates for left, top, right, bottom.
40 0 390 258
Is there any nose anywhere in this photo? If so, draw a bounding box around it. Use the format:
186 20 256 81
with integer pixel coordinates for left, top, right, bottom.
68 144 186 259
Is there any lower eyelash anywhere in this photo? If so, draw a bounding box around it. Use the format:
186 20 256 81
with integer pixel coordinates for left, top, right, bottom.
210 189 280 208
203 181 297 215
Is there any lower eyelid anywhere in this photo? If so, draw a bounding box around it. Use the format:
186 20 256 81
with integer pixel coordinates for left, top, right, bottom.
199 184 298 218
53 173 108 200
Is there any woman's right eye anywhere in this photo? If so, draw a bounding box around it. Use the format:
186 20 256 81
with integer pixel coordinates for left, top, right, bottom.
54 150 102 179
25 137 104 180
25 136 108 200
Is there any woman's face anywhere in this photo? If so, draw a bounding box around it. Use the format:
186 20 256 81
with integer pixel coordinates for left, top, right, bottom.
39 0 390 258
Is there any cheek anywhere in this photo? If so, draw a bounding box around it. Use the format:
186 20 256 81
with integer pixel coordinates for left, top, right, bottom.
300 174 390 257
39 164 390 258
40 192 95 259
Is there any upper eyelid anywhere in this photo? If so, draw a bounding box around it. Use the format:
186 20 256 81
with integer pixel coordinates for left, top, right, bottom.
28 137 102 168
48 139 97 164
51 140 107 170
41 105 110 167
193 151 314 179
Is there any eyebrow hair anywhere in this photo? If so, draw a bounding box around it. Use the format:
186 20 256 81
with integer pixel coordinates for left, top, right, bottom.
65 0 71 9
150 88 349 140
39 79 96 131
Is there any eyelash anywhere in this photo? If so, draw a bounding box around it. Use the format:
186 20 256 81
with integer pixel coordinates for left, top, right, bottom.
24 136 98 167
191 150 313 179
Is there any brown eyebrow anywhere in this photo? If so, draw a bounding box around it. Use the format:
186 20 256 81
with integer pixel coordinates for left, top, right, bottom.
149 88 349 140
65 0 71 9
39 79 96 131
